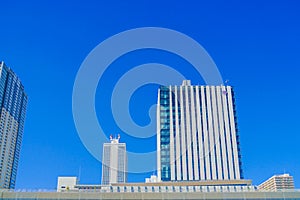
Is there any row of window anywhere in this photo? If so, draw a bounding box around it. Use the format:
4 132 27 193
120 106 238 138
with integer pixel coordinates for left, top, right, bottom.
77 185 256 193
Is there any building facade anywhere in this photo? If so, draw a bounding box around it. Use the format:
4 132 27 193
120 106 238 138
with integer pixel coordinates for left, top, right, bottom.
3 189 300 200
258 174 295 191
0 62 27 189
101 136 127 185
157 80 242 182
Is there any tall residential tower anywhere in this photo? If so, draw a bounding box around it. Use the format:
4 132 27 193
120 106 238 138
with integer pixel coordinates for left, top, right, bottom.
157 80 242 182
101 136 127 185
0 62 27 189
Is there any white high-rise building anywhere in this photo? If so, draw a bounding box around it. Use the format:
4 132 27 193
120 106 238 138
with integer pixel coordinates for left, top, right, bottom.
157 80 242 182
101 135 127 185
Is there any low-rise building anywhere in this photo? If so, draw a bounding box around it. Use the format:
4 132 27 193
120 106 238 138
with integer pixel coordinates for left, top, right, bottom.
2 190 300 200
258 174 295 191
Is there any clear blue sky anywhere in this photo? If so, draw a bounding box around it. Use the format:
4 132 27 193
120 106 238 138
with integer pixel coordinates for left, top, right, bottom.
0 0 299 189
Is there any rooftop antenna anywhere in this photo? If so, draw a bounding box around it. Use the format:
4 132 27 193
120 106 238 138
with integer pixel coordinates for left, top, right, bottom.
78 165 81 184
221 80 230 95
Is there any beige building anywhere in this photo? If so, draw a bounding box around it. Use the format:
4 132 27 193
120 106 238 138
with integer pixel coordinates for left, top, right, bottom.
258 174 294 191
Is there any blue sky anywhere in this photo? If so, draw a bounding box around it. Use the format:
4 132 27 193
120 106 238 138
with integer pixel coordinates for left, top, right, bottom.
0 0 299 189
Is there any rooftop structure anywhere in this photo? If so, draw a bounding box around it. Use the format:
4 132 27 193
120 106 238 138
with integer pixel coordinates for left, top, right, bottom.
56 176 253 193
57 177 78 192
145 175 158 183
